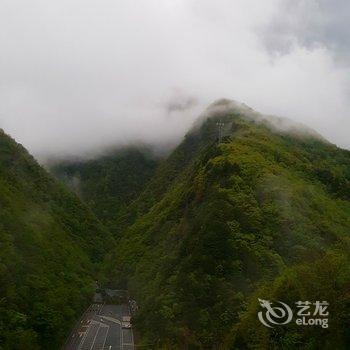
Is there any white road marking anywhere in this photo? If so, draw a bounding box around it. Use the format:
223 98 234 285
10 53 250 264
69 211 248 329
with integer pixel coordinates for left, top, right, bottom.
98 302 105 315
100 316 121 325
120 322 123 350
101 324 110 350
89 323 100 350
68 303 135 350
78 320 98 350
130 327 135 350
121 329 134 349
77 325 89 349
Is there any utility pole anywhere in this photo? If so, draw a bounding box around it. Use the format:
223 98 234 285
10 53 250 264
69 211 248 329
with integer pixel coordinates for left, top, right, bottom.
216 121 225 143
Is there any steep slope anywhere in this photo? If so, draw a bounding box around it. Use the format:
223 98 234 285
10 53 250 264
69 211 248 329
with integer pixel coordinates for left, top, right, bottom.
0 129 113 349
106 102 350 349
50 146 159 232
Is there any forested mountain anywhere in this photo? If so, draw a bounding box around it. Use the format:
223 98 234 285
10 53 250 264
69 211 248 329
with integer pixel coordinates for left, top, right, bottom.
103 100 350 349
50 147 159 232
5 98 349 349
0 129 113 349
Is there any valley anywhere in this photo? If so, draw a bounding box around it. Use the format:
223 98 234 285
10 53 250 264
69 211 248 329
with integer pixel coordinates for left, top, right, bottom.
1 100 349 349
52 101 350 348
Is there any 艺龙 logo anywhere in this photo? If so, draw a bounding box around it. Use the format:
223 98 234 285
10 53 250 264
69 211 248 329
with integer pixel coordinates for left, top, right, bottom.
258 298 293 328
257 298 329 328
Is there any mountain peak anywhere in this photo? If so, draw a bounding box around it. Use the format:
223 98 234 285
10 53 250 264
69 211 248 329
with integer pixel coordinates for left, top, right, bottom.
196 98 326 142
206 98 254 116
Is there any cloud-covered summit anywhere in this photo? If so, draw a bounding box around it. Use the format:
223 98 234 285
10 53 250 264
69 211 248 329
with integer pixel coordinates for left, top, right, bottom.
0 0 349 161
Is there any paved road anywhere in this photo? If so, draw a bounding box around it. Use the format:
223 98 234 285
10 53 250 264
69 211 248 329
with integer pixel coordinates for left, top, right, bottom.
64 304 134 350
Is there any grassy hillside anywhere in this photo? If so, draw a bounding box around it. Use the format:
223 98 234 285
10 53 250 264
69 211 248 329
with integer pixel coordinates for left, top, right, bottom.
105 104 350 349
0 129 113 349
50 147 159 233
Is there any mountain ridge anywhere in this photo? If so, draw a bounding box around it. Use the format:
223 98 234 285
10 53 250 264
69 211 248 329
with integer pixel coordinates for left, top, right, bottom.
0 129 113 349
102 106 350 348
16 100 350 349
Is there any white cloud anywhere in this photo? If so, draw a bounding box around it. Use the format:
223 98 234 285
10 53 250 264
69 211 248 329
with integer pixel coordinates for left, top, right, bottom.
0 0 349 160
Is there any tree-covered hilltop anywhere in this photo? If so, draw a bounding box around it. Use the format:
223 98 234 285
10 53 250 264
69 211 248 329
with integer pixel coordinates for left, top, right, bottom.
0 129 113 349
105 103 350 349
50 146 159 233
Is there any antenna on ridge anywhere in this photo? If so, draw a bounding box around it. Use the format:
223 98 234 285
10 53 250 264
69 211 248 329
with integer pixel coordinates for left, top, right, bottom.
216 121 225 143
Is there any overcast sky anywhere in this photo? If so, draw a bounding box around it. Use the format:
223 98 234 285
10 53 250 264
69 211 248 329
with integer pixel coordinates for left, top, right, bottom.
1 0 349 160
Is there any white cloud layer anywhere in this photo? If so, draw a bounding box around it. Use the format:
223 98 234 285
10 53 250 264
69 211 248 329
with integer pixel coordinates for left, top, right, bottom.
0 0 349 159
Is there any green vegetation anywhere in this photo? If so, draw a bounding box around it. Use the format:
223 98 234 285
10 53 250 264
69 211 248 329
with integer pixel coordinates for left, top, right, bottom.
50 147 159 233
0 130 113 349
104 112 350 349
2 103 349 349
230 249 350 349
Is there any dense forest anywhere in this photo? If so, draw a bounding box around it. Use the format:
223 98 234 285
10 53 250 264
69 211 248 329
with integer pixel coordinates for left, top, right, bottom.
50 147 159 233
99 102 350 349
0 129 113 349
1 99 349 349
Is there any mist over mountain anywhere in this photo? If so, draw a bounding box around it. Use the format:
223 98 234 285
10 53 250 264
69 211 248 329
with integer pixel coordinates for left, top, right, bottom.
50 146 160 231
49 100 350 347
1 0 350 160
0 98 349 348
98 104 350 348
1 1 350 349
198 98 327 140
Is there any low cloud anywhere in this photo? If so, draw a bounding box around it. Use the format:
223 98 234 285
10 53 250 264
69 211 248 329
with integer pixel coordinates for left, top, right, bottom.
0 0 349 161
260 0 350 65
165 95 198 114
